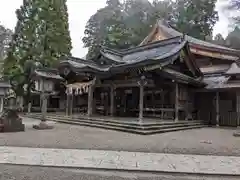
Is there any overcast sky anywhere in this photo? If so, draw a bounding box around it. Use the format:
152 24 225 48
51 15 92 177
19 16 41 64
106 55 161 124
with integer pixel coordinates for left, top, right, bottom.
0 0 234 58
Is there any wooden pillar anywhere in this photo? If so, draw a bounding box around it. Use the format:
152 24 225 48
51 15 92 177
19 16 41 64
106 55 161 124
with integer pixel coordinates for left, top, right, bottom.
69 94 73 116
0 97 3 113
66 94 73 116
139 84 144 123
41 93 48 121
66 94 69 116
110 86 115 116
175 83 179 122
138 76 147 123
28 102 32 113
87 85 94 117
216 91 220 126
236 92 240 127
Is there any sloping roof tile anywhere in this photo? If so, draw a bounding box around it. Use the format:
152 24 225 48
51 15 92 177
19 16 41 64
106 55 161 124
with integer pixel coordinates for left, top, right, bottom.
225 63 240 75
203 75 230 89
200 64 230 75
35 69 63 80
60 37 187 73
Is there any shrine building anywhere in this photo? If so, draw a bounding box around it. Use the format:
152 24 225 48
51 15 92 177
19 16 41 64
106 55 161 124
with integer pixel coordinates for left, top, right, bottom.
27 20 240 128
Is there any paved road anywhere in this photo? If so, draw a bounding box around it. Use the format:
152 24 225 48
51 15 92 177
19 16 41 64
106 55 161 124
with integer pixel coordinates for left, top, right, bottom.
0 165 239 180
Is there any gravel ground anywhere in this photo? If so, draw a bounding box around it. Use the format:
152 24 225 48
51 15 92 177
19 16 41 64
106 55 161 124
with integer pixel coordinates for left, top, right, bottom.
0 118 239 156
0 165 238 180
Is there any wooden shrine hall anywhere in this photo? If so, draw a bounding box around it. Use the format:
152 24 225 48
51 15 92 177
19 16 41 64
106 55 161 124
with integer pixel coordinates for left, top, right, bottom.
58 36 205 123
55 20 240 127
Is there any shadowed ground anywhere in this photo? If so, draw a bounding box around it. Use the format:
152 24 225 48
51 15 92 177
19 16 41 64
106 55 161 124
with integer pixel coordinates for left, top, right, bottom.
0 118 239 156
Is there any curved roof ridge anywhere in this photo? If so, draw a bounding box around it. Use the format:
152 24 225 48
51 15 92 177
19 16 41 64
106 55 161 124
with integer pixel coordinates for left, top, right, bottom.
156 19 240 54
102 36 183 56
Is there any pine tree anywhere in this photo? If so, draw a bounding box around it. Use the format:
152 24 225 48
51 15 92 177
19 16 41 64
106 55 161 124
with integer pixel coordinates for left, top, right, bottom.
3 0 36 96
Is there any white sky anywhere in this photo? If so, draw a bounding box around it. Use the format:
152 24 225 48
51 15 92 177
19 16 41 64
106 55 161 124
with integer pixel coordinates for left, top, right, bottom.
0 0 233 58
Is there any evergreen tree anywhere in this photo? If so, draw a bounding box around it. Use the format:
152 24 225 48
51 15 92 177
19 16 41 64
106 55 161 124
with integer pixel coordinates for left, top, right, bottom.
83 0 125 59
83 0 219 58
173 0 219 40
3 0 72 97
36 0 72 66
83 0 173 58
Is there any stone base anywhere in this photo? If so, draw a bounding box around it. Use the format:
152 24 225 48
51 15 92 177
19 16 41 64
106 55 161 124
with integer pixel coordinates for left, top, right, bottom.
33 121 54 130
3 124 25 132
0 108 25 132
233 131 240 137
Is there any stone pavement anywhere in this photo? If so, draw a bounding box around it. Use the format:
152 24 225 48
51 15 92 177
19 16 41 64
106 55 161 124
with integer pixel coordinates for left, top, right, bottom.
0 146 239 176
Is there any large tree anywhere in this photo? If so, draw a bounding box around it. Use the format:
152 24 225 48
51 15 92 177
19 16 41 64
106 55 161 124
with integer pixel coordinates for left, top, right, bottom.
82 0 126 59
83 0 173 58
173 0 219 40
3 0 72 99
83 0 219 58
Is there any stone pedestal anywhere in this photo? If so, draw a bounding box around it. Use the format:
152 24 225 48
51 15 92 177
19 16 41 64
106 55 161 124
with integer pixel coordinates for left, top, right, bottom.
33 121 53 130
33 93 54 130
233 131 240 137
0 108 25 132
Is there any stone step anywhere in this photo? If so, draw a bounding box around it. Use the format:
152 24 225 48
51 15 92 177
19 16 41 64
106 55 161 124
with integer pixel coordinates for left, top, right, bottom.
25 114 203 131
25 113 203 127
23 114 205 135
143 125 206 135
49 117 203 131
27 116 205 135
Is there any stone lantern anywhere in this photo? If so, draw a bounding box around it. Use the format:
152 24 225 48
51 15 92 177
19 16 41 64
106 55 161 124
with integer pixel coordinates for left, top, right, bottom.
32 69 63 130
37 78 55 121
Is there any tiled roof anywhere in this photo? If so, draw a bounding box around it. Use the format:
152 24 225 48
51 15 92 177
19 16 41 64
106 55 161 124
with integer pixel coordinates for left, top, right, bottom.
203 75 230 89
61 37 187 74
